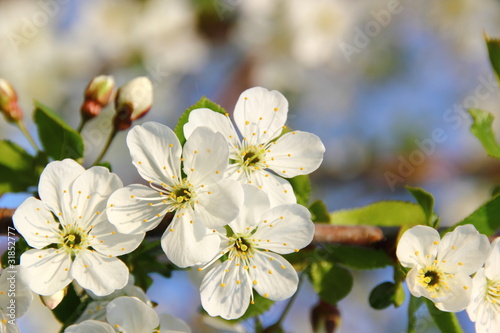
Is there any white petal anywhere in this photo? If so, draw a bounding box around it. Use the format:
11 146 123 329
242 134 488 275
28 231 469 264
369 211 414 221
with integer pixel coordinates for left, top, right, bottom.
405 267 423 298
20 249 73 296
194 180 243 229
65 320 115 333
229 184 270 233
76 301 109 322
266 131 325 177
0 312 20 333
89 218 144 257
72 251 128 296
433 273 472 312
249 252 298 301
252 204 314 254
13 197 60 249
439 224 490 275
200 259 252 320
396 225 439 268
159 313 191 333
69 166 122 230
107 184 170 234
246 170 296 206
0 266 32 318
106 296 159 333
161 212 220 268
184 108 239 147
234 87 288 143
183 127 229 186
467 268 487 323
38 159 85 222
127 122 182 186
484 238 500 280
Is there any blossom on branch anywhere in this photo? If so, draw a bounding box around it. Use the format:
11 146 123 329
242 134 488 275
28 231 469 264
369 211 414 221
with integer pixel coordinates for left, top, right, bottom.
107 122 243 268
184 86 325 206
199 185 314 320
396 224 490 312
13 159 143 296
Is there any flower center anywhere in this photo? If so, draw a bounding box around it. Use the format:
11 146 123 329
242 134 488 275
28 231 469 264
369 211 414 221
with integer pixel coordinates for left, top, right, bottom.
171 186 192 203
423 270 440 286
64 233 82 247
59 228 89 256
486 279 500 306
234 146 267 171
417 265 451 297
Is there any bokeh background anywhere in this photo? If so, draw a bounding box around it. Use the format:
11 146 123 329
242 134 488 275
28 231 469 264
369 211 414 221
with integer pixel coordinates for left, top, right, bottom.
2 0 500 332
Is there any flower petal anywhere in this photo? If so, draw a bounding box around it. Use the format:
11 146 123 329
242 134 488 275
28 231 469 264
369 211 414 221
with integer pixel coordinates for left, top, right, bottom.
0 266 32 318
161 212 220 268
252 204 314 254
90 217 144 256
20 249 72 296
200 259 252 320
246 170 296 206
439 224 490 275
194 179 243 229
13 197 60 249
433 272 472 312
266 131 325 177
72 250 129 296
107 184 170 234
249 251 298 301
184 108 239 147
127 122 182 186
396 225 439 268
229 184 270 233
234 87 288 143
467 268 487 323
183 127 229 186
38 159 85 223
106 296 159 333
484 238 500 280
159 313 191 333
70 166 122 230
65 320 116 333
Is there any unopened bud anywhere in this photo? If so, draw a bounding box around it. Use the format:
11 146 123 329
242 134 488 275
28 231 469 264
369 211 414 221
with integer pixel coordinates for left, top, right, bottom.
114 77 153 130
0 78 23 123
81 75 115 120
41 288 66 310
311 301 341 333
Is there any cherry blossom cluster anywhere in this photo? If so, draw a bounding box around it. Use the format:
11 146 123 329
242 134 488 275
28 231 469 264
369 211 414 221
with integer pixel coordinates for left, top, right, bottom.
397 224 500 333
11 87 325 327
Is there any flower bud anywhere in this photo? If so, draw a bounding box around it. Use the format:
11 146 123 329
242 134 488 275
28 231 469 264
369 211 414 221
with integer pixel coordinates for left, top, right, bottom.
80 75 115 120
311 301 341 333
114 77 153 130
41 288 66 310
0 78 23 123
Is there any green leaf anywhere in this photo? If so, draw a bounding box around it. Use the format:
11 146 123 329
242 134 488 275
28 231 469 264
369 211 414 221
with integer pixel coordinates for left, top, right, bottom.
309 261 353 305
449 194 500 236
406 186 439 227
369 282 397 310
325 245 393 270
425 299 463 333
174 96 227 145
288 174 311 206
407 296 424 333
468 109 500 159
329 201 426 227
0 140 41 195
33 101 84 161
309 200 331 223
486 33 500 80
227 292 274 323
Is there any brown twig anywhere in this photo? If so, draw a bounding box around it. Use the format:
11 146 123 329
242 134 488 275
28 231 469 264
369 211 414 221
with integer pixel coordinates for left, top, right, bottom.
0 208 15 233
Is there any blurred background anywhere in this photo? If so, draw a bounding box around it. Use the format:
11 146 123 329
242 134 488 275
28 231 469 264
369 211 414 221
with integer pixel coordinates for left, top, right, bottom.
2 0 500 332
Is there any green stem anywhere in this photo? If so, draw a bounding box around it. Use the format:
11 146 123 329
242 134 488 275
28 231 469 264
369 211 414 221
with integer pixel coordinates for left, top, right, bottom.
77 118 88 133
16 120 40 152
92 127 117 165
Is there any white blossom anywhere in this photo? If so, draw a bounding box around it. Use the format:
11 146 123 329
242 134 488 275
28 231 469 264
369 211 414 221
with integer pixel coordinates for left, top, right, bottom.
396 224 490 312
0 266 32 333
13 159 143 296
184 86 325 206
107 123 243 268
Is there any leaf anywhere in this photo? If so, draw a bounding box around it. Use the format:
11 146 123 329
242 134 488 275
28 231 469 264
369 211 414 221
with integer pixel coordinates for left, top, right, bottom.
174 96 227 145
407 296 424 333
33 101 84 161
369 282 397 310
288 175 311 206
325 245 393 270
0 140 41 195
449 194 500 236
309 200 331 223
309 261 353 305
406 186 439 227
468 109 500 158
329 201 426 227
485 33 500 80
425 299 463 333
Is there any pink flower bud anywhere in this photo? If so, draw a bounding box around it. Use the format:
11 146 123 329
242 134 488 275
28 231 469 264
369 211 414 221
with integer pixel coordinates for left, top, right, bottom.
41 288 66 310
114 77 153 130
0 78 23 123
80 75 115 120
